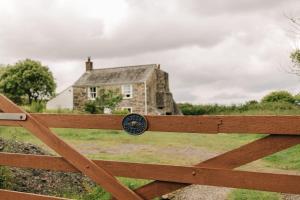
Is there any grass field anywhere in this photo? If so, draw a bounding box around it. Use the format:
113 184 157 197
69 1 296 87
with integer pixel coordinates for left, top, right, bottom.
0 126 299 199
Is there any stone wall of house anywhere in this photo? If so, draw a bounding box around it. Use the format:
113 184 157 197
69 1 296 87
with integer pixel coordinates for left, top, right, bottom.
73 67 181 115
113 83 146 114
145 70 158 115
146 68 181 115
73 87 88 110
73 83 146 114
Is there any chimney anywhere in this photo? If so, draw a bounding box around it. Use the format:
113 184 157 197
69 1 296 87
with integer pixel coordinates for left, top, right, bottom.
86 57 93 71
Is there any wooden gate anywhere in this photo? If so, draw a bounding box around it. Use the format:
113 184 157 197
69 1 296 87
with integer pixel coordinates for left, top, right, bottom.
0 94 300 199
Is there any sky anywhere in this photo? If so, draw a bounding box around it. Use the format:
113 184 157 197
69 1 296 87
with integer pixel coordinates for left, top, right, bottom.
0 0 300 104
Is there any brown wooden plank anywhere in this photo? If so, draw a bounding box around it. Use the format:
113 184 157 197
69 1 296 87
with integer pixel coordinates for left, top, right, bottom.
2 114 300 134
28 114 300 134
31 114 221 133
0 153 78 172
133 134 300 199
0 189 69 200
0 120 18 126
192 168 300 195
33 114 124 130
218 115 300 134
1 153 300 194
0 95 143 200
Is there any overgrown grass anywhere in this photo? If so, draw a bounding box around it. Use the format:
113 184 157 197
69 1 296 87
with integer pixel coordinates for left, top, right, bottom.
227 189 281 200
264 144 300 170
70 178 150 200
0 167 13 189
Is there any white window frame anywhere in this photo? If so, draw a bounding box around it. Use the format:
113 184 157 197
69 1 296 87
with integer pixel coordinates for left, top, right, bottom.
88 87 97 100
122 84 133 99
122 107 133 113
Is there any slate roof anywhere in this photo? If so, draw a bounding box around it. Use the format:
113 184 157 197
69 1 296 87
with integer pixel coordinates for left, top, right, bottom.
74 64 158 86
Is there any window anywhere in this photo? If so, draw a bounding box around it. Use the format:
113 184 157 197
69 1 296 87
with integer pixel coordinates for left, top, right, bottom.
122 84 133 99
122 107 132 113
88 87 97 100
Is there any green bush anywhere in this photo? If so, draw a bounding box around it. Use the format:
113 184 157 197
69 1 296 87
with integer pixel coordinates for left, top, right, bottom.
261 91 295 104
294 93 300 104
178 100 300 115
178 103 243 115
84 100 98 114
178 90 300 116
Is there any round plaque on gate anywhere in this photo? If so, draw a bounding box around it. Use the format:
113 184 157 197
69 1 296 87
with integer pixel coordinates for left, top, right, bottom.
122 114 148 135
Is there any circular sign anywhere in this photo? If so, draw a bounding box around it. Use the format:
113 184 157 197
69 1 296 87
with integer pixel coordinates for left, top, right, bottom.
122 114 148 135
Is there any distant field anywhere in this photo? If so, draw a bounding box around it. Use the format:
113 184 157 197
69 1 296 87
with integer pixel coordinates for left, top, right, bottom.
0 126 299 199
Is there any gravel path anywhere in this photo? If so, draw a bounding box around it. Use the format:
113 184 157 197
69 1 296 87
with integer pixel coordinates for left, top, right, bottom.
163 186 300 200
162 185 231 200
282 194 300 200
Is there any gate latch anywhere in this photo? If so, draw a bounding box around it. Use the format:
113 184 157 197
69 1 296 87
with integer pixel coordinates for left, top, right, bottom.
0 113 27 121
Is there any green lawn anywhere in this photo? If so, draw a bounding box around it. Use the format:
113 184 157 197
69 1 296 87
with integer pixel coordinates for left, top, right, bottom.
0 126 299 199
227 189 281 200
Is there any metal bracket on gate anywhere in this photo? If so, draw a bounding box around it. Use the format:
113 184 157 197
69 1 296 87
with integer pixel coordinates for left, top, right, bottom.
0 113 27 121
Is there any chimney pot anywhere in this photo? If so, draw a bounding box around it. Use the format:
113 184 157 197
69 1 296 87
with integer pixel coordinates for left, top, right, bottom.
86 57 93 71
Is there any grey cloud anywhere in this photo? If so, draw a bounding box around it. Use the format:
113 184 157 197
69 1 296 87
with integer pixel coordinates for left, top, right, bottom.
0 0 275 60
0 0 300 104
176 0 297 16
211 92 248 100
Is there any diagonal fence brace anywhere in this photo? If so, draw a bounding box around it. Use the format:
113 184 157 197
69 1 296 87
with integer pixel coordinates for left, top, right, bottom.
132 134 300 199
0 95 143 200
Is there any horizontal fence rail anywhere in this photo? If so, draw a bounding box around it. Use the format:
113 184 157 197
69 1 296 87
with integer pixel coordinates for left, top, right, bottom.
0 189 68 200
1 114 300 134
1 152 300 194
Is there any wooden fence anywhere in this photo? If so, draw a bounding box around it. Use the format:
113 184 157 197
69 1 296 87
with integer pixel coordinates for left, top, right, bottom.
0 94 300 199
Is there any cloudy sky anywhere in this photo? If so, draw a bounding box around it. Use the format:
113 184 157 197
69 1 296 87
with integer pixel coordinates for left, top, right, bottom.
0 0 299 104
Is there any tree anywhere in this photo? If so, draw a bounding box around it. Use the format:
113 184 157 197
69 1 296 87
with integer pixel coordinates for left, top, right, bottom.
84 90 122 114
0 59 56 104
0 64 8 77
261 91 295 104
288 16 300 74
290 49 300 75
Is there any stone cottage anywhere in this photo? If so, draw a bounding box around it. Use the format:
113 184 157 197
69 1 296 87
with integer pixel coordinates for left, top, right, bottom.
47 58 181 115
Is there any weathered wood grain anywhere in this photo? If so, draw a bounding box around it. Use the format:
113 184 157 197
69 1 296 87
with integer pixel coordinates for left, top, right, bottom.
1 153 300 195
0 189 69 200
2 114 300 134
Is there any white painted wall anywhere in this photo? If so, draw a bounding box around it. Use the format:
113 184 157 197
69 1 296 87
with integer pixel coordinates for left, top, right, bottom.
46 86 73 110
